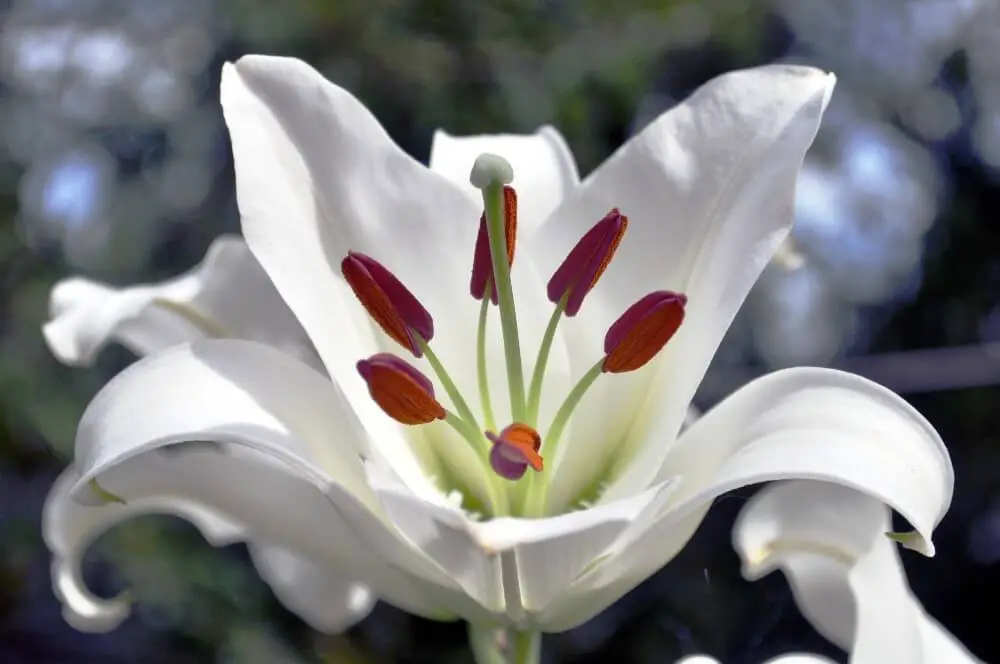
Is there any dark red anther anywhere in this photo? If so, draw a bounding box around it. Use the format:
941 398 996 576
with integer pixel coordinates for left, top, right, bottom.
470 185 518 304
342 251 433 357
357 353 446 425
547 209 628 316
602 291 687 374
486 423 543 481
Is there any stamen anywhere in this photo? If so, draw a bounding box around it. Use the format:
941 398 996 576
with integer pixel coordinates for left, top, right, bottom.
357 353 446 424
471 154 527 422
603 291 687 374
525 295 566 425
470 186 517 304
547 209 628 317
486 423 543 481
342 251 433 357
476 283 497 432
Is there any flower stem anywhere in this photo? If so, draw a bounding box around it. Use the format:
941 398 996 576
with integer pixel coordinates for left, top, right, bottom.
525 298 565 426
508 630 541 664
477 281 497 433
467 625 540 664
482 182 527 422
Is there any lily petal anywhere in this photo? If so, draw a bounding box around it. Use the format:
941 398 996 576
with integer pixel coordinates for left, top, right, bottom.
533 65 836 510
429 127 580 234
735 481 981 663
59 338 488 622
364 463 675 624
43 467 243 632
248 543 376 632
220 55 568 474
540 368 951 631
43 236 317 368
45 468 374 633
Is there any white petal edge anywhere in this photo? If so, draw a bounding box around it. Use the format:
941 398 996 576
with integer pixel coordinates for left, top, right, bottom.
429 126 580 233
43 236 316 368
532 65 836 512
43 466 244 632
363 462 676 625
537 367 952 631
45 466 378 633
219 55 570 496
65 338 495 622
248 543 376 633
735 481 981 664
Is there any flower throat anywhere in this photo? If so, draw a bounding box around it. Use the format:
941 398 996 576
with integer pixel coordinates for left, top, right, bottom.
342 154 687 519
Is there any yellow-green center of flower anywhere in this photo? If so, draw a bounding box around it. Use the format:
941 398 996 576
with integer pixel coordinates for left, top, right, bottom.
344 153 686 519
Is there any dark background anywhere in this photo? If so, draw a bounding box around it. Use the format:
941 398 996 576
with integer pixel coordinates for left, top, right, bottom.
1 0 999 662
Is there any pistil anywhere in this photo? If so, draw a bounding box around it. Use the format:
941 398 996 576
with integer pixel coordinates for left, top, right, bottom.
471 154 527 422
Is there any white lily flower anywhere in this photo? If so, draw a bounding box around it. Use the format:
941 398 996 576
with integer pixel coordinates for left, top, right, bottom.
41 54 954 651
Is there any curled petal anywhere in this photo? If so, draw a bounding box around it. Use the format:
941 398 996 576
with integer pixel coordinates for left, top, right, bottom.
470 185 518 303
43 236 314 367
57 339 490 621
602 291 687 373
341 252 433 356
43 467 243 632
539 368 952 631
735 481 981 663
357 353 446 425
546 209 628 316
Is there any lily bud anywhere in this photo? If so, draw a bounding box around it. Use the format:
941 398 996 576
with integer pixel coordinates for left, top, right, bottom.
602 291 686 374
342 251 434 357
357 353 446 425
470 185 518 303
486 423 543 480
547 209 628 316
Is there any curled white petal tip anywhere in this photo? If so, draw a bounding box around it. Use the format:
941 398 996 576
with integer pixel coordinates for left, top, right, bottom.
469 153 514 188
886 530 935 557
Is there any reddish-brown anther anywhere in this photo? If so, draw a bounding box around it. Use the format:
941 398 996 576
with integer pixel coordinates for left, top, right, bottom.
342 251 433 357
357 353 446 425
485 423 543 480
470 185 518 303
602 291 687 374
546 209 628 316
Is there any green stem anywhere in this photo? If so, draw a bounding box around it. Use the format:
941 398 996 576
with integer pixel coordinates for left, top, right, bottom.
419 338 481 436
482 183 527 422
477 282 497 433
508 630 541 664
467 625 540 664
525 299 565 426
